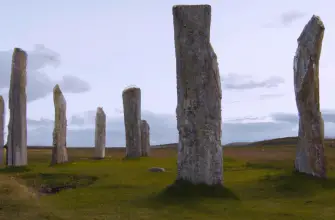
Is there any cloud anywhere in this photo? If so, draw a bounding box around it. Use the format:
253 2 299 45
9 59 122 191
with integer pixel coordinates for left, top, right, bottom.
225 116 267 123
222 73 285 90
280 11 306 26
0 45 91 103
263 10 306 28
58 75 90 93
26 109 302 146
259 93 285 100
271 110 335 124
27 118 54 127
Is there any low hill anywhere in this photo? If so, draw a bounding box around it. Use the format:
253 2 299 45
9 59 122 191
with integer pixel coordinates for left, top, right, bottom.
24 136 335 149
248 136 335 147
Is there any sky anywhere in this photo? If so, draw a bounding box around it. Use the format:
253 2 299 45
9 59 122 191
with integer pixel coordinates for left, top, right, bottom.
1 0 335 146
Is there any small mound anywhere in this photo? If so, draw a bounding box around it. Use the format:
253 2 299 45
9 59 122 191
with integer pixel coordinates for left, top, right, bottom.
258 171 335 198
21 173 98 195
0 175 41 219
158 179 239 200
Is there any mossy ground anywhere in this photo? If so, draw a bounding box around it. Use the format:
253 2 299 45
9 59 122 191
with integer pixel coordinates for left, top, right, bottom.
0 145 335 220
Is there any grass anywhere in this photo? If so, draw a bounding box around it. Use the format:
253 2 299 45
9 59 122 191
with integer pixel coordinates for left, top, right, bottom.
0 142 335 220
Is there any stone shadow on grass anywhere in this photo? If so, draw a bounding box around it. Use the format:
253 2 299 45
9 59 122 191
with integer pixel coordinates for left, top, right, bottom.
21 173 98 195
259 171 335 198
122 157 142 161
146 180 239 208
0 166 30 174
162 180 239 199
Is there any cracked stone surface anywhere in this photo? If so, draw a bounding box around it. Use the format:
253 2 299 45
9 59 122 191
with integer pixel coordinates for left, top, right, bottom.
173 4 223 185
51 84 68 165
7 48 28 167
122 87 141 158
140 120 150 156
294 15 326 178
95 107 106 159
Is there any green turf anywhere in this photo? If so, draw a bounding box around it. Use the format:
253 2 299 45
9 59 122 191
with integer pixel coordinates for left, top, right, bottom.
0 147 334 220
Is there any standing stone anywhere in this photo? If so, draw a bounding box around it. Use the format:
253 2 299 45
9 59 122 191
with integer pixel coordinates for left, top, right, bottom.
294 15 326 178
0 96 4 164
7 48 28 166
94 107 106 159
173 5 223 185
51 84 68 165
122 87 141 158
140 120 150 156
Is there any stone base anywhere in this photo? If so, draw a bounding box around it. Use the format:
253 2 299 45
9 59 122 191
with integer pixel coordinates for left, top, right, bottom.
161 179 237 199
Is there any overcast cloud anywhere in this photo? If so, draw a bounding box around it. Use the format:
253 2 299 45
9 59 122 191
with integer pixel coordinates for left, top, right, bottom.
262 10 307 28
0 45 91 103
1 0 335 147
21 109 335 147
222 73 285 90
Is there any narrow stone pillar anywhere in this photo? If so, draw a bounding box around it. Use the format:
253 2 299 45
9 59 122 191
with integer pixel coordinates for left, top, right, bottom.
294 15 326 178
6 48 28 166
173 5 223 185
140 120 150 156
0 96 4 164
94 107 106 159
122 87 141 158
51 84 68 165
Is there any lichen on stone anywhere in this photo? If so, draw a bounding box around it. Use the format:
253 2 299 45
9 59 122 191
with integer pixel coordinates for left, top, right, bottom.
7 48 28 167
122 86 142 158
294 15 326 178
95 107 106 159
51 84 68 165
173 4 223 185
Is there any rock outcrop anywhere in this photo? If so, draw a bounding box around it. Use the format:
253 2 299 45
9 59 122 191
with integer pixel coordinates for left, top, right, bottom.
6 48 28 166
51 85 68 165
94 107 106 159
0 96 4 164
294 15 326 178
172 5 223 185
122 87 142 158
148 167 165 172
140 120 150 156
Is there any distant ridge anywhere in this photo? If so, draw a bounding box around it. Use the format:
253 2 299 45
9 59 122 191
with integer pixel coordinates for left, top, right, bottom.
25 136 335 149
248 136 335 147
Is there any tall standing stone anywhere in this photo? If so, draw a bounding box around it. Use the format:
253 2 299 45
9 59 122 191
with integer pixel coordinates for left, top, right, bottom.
294 15 326 178
7 48 27 166
51 84 68 165
94 107 106 159
122 87 141 158
0 96 4 164
140 120 150 156
173 5 223 185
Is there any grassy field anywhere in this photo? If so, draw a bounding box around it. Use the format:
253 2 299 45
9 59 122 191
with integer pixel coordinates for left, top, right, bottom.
1 141 335 220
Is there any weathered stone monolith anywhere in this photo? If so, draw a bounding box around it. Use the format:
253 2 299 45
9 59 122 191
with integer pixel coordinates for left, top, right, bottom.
94 107 106 159
173 5 223 185
140 120 150 156
294 15 326 178
6 48 27 166
0 96 4 164
122 87 141 158
51 84 68 165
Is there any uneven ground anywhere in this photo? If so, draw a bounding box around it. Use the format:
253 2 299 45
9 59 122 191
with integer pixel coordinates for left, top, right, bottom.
1 140 335 220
